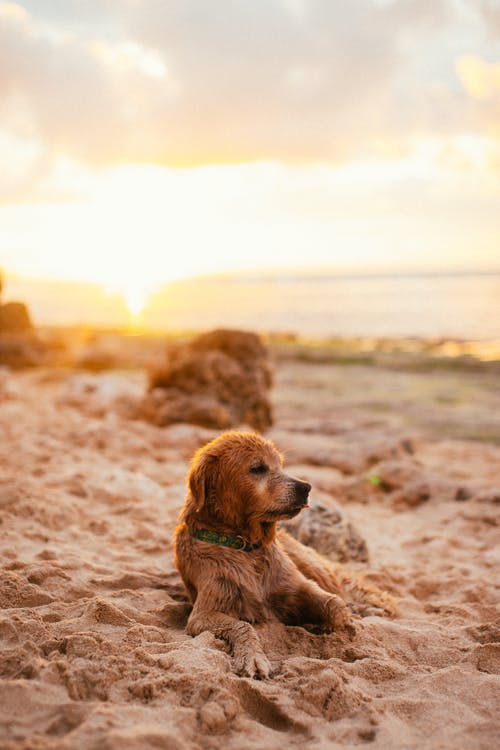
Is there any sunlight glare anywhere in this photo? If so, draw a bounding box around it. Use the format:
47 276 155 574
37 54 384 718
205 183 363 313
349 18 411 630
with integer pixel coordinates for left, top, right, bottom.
112 280 153 319
2 148 498 324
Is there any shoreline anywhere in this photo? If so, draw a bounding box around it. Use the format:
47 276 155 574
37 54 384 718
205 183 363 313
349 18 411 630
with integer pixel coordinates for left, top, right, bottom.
31 325 500 372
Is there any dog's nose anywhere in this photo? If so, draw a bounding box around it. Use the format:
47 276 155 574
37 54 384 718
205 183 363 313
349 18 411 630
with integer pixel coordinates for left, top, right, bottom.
294 480 311 501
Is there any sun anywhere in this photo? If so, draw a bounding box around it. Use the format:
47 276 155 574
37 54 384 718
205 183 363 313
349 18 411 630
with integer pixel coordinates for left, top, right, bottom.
117 280 153 318
29 164 213 319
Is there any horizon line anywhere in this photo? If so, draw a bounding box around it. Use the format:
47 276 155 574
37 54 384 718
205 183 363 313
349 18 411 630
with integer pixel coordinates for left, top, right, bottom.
3 266 500 289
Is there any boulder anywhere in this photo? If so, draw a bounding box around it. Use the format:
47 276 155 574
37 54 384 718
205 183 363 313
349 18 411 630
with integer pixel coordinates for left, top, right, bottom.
281 494 369 563
138 329 273 432
0 302 33 334
0 299 43 368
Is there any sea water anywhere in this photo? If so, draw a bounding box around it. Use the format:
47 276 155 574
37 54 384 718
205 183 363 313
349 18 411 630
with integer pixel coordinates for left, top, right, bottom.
144 272 500 340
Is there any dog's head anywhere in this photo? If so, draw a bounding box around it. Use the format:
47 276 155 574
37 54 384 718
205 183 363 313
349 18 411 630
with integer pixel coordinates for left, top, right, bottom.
185 431 311 543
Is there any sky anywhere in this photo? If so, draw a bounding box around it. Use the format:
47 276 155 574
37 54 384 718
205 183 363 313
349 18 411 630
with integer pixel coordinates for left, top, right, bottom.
0 0 499 318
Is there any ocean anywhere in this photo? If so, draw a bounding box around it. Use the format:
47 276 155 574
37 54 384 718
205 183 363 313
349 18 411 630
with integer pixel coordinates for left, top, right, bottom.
5 271 500 340
143 272 500 340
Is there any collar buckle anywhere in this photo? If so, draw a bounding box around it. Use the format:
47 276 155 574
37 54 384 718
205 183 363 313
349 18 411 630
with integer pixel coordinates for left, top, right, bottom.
235 535 249 551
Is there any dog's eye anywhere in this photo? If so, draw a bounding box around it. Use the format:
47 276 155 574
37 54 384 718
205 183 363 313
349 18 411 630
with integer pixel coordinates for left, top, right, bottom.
249 463 268 475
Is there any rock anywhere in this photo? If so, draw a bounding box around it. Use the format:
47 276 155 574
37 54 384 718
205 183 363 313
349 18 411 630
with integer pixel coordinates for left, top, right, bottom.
375 459 423 491
390 480 431 509
139 329 273 432
361 458 475 509
0 300 45 368
0 302 33 334
139 388 234 430
191 328 271 380
281 495 369 562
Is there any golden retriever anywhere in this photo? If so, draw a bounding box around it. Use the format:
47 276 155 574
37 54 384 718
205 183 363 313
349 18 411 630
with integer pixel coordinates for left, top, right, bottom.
174 431 396 678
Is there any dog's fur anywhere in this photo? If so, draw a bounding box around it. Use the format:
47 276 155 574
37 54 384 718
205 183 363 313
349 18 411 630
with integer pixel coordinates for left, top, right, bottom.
174 431 396 678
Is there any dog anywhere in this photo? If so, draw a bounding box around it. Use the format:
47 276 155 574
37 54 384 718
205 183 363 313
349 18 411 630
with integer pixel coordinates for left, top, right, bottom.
174 431 396 678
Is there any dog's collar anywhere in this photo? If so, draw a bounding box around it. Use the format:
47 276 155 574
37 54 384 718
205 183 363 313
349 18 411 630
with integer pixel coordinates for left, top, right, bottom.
188 526 261 552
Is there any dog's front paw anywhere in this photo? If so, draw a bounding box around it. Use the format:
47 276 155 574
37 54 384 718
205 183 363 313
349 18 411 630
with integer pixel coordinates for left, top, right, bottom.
234 647 271 679
324 595 353 633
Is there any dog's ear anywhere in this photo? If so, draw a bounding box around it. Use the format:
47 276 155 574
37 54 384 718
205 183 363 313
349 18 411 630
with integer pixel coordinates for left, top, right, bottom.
188 451 219 511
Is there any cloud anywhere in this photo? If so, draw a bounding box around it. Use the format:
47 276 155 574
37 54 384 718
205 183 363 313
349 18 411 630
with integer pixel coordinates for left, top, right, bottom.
456 54 500 100
89 40 167 80
479 0 500 40
0 0 470 169
0 2 181 168
455 54 500 143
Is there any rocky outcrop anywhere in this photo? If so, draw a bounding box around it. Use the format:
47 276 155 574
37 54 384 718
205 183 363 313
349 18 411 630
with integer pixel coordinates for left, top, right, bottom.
0 301 33 334
0 297 45 368
281 494 369 563
138 329 273 431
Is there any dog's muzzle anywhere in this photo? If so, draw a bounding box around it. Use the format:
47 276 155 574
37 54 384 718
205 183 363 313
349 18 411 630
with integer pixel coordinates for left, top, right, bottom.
289 479 311 513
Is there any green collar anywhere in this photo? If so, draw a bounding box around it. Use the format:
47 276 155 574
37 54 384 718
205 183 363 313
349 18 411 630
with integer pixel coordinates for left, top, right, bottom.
189 526 261 552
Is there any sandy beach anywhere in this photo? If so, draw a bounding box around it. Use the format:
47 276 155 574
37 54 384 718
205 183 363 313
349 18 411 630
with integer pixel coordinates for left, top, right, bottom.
3 1 500 746
0 345 499 749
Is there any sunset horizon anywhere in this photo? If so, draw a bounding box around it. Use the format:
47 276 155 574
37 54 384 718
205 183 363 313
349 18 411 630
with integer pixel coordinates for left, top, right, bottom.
1 1 499 330
1 1 499 335
3 264 500 338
